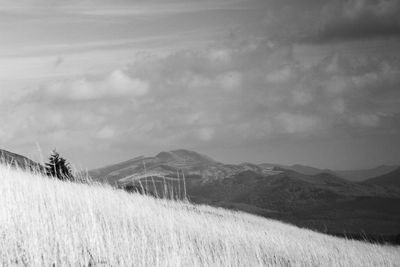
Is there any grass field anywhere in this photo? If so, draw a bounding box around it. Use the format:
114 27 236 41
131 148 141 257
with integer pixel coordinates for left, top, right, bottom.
0 165 399 266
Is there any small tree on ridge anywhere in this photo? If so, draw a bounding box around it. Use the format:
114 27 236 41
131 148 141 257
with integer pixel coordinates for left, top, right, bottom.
45 150 74 181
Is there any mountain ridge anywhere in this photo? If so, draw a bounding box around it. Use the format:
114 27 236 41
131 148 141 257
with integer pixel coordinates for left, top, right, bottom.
0 148 44 172
88 149 399 184
88 149 284 185
364 167 400 187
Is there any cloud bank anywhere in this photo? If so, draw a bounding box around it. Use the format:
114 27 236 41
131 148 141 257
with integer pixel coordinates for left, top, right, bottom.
1 0 400 169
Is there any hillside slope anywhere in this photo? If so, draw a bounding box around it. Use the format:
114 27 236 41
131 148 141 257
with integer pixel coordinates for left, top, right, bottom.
364 167 400 187
260 163 398 181
0 148 43 171
1 165 399 266
188 170 400 235
335 165 399 182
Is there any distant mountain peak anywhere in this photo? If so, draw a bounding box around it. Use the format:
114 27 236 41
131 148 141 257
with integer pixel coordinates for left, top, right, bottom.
155 149 217 164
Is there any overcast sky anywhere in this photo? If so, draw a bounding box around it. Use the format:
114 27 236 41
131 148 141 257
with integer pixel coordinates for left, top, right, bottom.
1 0 400 170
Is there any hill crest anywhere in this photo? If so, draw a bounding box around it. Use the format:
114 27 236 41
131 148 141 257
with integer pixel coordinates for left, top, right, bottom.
364 167 400 187
0 149 43 171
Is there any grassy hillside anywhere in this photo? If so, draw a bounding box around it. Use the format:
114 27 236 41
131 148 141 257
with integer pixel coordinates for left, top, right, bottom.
0 165 399 266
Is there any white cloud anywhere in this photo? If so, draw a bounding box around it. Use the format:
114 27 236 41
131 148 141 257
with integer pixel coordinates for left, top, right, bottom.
4 38 400 156
197 127 215 141
217 71 242 91
108 70 149 96
184 73 212 89
45 70 149 100
344 0 400 18
275 113 321 134
266 66 293 83
331 99 346 114
96 126 116 139
324 76 349 95
208 49 231 63
183 112 203 125
347 114 381 128
292 90 313 105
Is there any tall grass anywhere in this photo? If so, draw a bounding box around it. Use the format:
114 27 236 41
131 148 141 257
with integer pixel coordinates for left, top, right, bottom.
0 165 399 266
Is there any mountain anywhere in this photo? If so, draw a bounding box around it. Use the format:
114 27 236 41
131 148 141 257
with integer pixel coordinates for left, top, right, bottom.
88 149 400 199
189 169 400 234
334 165 399 182
89 149 400 236
90 149 397 183
267 164 398 182
0 149 43 172
364 167 400 187
280 164 333 176
89 149 281 185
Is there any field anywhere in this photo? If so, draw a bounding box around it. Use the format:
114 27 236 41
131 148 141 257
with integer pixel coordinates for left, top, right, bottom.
0 165 399 266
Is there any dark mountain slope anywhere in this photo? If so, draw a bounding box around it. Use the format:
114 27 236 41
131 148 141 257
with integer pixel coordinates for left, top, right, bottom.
188 169 400 235
285 164 332 176
262 164 398 182
335 165 399 182
364 167 400 187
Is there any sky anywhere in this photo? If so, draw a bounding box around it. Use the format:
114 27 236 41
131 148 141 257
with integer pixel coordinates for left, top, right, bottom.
0 0 400 170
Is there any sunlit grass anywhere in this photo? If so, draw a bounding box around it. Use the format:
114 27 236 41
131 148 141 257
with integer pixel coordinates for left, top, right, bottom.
0 165 399 266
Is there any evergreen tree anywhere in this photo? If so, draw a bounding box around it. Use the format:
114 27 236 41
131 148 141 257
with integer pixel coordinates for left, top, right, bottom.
45 150 74 181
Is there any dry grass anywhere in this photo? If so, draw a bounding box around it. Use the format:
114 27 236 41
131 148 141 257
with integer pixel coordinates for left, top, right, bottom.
0 165 399 266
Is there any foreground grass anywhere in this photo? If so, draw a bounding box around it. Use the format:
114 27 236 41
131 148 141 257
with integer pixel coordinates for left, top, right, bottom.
0 165 399 266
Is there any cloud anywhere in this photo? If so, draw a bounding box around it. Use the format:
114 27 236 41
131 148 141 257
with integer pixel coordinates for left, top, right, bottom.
292 90 313 106
347 113 381 128
96 126 116 139
208 49 232 63
266 66 294 83
4 35 400 155
2 0 400 168
217 71 242 91
45 70 149 100
304 0 400 43
275 113 322 134
244 0 400 44
119 41 400 142
197 127 215 141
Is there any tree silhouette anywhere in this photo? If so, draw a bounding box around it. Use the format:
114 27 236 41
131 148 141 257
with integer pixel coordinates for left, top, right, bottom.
45 150 74 181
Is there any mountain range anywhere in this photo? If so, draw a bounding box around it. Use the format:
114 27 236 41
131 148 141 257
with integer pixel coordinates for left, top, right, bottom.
88 149 399 188
89 150 398 183
280 164 399 182
2 148 400 241
87 149 400 239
